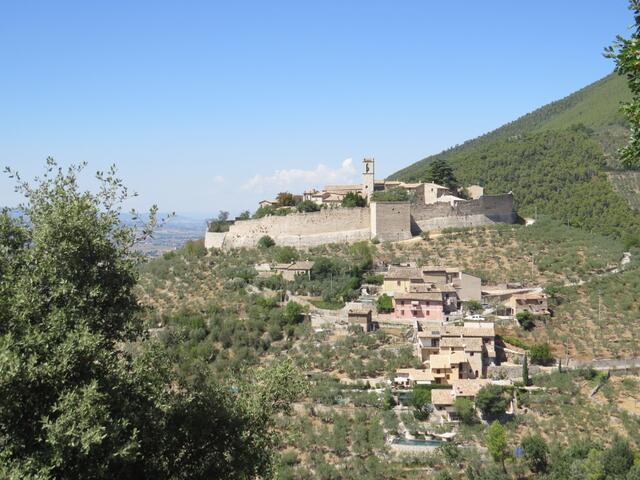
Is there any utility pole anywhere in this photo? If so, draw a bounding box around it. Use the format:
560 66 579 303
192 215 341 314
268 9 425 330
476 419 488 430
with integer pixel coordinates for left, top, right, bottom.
598 291 602 326
530 252 535 278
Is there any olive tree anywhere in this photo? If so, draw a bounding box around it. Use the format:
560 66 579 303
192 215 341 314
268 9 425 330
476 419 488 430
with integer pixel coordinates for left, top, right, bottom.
0 159 305 479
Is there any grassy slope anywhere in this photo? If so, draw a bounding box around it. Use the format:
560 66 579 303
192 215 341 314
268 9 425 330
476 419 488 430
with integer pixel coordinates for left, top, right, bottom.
391 73 630 181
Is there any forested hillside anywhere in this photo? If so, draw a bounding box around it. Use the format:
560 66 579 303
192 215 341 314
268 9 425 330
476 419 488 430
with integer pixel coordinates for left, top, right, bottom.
390 73 640 243
392 73 630 180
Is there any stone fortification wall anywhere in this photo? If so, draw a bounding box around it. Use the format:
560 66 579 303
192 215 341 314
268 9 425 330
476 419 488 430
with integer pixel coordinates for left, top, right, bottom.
204 232 227 249
204 193 516 250
411 194 516 232
371 202 412 242
221 207 371 249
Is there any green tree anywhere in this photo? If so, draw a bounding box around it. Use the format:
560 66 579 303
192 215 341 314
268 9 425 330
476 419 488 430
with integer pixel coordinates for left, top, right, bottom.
296 199 320 212
475 385 509 418
276 191 296 206
516 310 535 330
606 1 640 169
0 160 304 479
208 210 230 232
465 300 483 314
486 421 510 473
258 235 276 249
410 387 432 420
275 245 299 263
282 301 304 325
382 387 396 410
530 343 554 366
522 354 531 386
521 434 549 473
342 191 367 207
423 158 459 190
238 210 251 220
602 435 634 478
454 397 476 425
253 204 276 218
376 294 394 313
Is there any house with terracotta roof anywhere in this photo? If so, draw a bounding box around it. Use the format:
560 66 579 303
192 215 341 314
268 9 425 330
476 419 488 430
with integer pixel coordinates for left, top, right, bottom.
393 368 435 387
431 379 491 421
413 320 496 380
272 261 315 281
393 291 446 321
506 291 550 316
382 264 480 302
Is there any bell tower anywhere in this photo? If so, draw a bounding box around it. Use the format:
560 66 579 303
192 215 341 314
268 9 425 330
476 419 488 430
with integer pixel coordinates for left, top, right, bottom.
362 158 375 201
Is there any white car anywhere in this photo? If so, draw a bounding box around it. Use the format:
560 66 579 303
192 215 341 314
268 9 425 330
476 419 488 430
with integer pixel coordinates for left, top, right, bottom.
465 314 485 321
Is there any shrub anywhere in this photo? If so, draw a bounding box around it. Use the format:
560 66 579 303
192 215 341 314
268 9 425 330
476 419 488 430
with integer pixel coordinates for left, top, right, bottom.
208 210 231 232
516 310 535 330
602 435 634 477
274 246 299 263
410 387 432 420
258 235 276 249
297 200 320 213
529 343 554 366
465 300 483 314
370 187 409 202
376 294 393 313
276 192 296 206
341 192 367 208
362 273 384 285
454 397 476 425
521 434 549 473
475 385 509 418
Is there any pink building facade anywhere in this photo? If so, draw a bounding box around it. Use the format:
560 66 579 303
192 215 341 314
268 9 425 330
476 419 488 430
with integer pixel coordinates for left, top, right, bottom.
393 293 445 320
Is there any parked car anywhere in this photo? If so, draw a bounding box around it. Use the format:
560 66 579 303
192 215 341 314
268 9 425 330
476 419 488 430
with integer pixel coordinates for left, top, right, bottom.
465 314 485 321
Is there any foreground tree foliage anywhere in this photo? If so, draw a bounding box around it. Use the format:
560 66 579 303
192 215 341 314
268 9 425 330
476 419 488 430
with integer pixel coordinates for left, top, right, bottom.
606 0 640 169
0 159 304 479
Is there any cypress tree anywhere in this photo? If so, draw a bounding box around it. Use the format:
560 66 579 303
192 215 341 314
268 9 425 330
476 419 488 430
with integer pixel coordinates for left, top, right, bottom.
523 354 531 386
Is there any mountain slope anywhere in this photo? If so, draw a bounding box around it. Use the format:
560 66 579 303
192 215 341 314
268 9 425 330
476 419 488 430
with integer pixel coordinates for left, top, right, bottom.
391 73 630 181
390 73 640 243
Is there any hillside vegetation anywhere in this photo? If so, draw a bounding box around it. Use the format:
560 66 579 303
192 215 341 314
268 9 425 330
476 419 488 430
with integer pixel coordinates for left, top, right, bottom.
390 74 640 242
392 73 630 180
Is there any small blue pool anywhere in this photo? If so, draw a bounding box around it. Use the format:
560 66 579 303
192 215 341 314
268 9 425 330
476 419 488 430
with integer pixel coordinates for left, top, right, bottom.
391 437 443 447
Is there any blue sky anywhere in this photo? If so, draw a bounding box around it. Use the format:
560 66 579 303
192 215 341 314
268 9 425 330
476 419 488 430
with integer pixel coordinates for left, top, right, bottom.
0 1 632 216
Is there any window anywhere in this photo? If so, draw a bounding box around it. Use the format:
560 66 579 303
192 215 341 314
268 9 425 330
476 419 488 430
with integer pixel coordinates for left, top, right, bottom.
397 280 401 286
470 352 474 356
426 311 429 316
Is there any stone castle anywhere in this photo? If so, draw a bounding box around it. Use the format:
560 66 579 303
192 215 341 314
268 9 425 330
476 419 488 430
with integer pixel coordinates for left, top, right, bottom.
205 158 516 250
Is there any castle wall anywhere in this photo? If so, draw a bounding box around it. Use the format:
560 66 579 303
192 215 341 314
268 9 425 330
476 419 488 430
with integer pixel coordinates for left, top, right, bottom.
204 232 227 249
222 207 371 249
411 194 516 231
205 193 516 250
371 202 412 242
